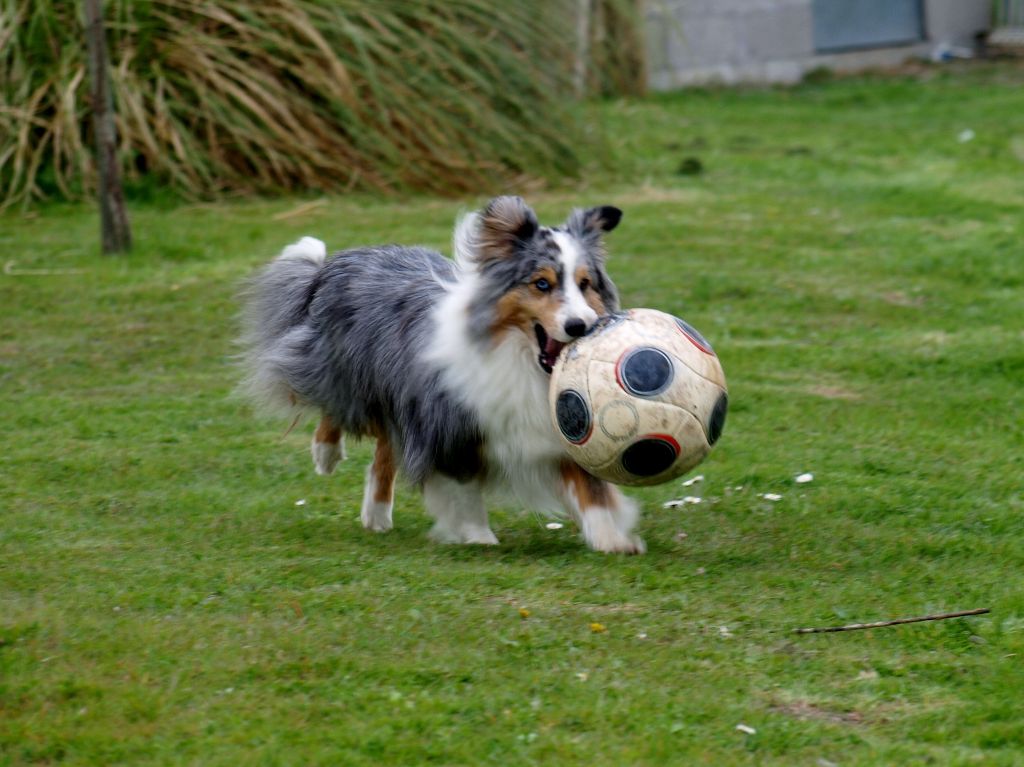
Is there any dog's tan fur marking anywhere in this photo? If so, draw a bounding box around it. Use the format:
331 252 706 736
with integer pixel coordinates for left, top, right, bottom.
314 415 342 445
575 265 608 317
492 267 563 341
371 435 397 504
559 460 613 510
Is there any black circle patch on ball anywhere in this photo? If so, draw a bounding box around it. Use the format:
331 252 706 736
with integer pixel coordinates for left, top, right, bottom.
556 389 592 444
621 436 679 477
709 392 728 445
618 347 673 397
674 317 714 355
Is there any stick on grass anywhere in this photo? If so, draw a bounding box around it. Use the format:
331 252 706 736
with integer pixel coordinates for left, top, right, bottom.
794 608 990 634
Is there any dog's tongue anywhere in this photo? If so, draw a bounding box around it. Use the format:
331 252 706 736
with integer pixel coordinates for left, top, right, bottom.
545 337 566 361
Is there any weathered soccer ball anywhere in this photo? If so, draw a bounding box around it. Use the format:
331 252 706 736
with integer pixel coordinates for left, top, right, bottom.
549 309 727 487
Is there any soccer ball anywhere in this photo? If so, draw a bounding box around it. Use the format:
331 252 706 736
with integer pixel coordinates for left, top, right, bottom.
549 308 728 487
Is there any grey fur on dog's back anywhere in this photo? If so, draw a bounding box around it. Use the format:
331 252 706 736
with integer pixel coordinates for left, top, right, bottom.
241 243 485 484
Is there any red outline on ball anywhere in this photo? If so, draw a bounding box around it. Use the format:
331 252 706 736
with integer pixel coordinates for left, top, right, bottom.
675 321 715 356
642 433 682 457
613 348 630 393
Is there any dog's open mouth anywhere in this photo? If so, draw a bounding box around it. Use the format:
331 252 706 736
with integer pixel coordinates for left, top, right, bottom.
534 323 566 374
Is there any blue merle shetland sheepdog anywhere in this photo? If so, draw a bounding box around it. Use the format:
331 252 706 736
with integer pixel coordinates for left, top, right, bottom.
241 196 644 553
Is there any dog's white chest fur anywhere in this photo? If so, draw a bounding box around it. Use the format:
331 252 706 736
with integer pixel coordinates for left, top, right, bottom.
425 274 566 505
470 334 566 467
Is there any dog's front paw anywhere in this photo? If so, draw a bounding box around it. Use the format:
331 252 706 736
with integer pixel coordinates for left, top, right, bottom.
361 500 393 532
586 530 646 555
428 523 499 545
580 507 646 554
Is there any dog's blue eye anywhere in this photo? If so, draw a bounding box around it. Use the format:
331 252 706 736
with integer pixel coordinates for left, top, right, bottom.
535 278 551 293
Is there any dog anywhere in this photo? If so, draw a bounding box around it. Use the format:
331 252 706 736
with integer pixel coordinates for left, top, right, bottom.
240 196 644 553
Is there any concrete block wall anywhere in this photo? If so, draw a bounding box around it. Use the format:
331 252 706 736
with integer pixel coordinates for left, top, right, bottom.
925 1 991 46
647 0 991 90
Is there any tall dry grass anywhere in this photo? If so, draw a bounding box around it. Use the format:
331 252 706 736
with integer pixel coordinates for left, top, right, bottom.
0 0 645 207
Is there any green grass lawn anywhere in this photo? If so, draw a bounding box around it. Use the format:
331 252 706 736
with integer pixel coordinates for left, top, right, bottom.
3 64 1024 765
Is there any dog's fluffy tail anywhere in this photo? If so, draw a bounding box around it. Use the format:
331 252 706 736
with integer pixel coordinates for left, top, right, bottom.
239 237 327 415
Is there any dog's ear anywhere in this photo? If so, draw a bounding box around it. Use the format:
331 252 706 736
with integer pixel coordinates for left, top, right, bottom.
580 205 622 234
477 196 539 261
564 205 622 244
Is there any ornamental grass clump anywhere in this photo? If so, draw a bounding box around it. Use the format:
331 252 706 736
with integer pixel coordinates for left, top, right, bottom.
0 0 644 207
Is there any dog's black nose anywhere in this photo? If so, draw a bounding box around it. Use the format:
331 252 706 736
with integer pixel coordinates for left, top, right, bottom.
564 318 587 338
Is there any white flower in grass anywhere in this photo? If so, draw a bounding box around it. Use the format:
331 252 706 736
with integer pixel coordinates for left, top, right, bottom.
663 496 702 508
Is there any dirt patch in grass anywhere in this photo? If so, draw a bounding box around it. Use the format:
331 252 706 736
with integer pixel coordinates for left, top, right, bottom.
806 384 863 401
880 291 925 307
771 699 865 725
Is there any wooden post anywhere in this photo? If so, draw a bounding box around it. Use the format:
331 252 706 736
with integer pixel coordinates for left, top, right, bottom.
83 0 131 254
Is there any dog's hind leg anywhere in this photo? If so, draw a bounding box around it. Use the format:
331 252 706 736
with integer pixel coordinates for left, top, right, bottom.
361 436 397 532
311 414 346 475
423 474 498 545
